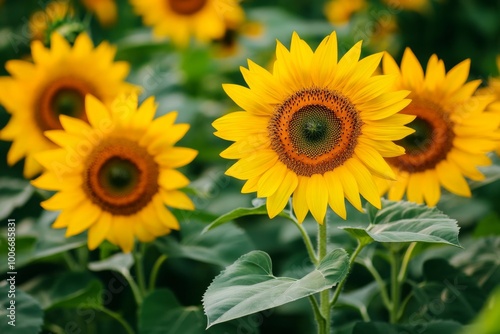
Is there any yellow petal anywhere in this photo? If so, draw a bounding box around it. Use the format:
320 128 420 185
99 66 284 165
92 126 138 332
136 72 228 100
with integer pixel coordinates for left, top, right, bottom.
213 112 269 141
422 170 441 207
292 177 309 223
406 173 425 204
111 217 135 253
65 201 101 237
88 212 112 250
267 169 298 218
155 147 198 168
41 190 85 211
257 162 288 197
401 48 424 90
85 95 111 128
153 195 180 230
158 169 190 190
387 171 409 201
435 160 471 198
337 165 363 212
160 189 195 210
222 84 273 116
306 174 328 224
225 150 278 180
345 159 381 209
323 171 346 220
355 144 396 180
311 31 338 87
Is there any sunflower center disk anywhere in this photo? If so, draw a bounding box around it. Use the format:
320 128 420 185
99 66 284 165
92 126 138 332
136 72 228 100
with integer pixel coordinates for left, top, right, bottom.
389 100 455 172
269 88 361 177
37 78 91 131
168 0 207 15
84 138 159 215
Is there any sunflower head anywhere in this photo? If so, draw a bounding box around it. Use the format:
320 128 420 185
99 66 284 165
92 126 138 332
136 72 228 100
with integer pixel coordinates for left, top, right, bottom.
378 48 500 206
130 0 244 46
0 32 138 178
214 31 414 223
324 0 366 26
29 0 80 44
32 94 198 253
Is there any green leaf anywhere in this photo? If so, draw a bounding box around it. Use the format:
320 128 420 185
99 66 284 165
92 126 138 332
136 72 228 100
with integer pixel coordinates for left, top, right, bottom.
336 281 380 321
25 272 103 310
155 219 254 267
0 177 34 220
88 253 134 277
203 204 293 232
0 284 44 334
139 289 255 334
340 199 460 247
203 249 349 328
139 289 204 334
0 212 87 272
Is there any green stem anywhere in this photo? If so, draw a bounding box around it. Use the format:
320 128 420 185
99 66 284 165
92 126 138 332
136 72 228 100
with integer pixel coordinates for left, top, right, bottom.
97 306 135 334
122 271 144 306
360 258 392 310
389 250 401 324
77 246 89 270
133 243 148 297
318 221 330 334
289 199 318 265
295 221 319 265
149 254 168 291
309 295 324 333
398 242 416 284
330 241 365 307
63 252 79 271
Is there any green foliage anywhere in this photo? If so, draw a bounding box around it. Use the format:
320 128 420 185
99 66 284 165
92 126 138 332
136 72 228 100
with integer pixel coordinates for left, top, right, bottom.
340 200 460 247
203 249 349 327
0 284 44 334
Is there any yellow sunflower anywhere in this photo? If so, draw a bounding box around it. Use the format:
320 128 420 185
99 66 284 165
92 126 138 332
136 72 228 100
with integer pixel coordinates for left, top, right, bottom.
0 32 137 178
378 48 500 206
213 32 414 223
129 0 242 46
382 0 429 13
81 0 117 27
29 0 74 42
32 94 197 253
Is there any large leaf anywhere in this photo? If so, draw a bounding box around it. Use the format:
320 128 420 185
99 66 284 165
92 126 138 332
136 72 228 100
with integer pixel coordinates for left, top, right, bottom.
0 285 44 334
88 253 134 277
339 199 460 247
139 289 254 334
203 249 349 327
0 212 87 272
0 177 34 220
25 272 103 310
155 219 254 267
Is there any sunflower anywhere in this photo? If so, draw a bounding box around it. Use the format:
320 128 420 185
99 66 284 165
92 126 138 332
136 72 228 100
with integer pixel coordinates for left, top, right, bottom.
129 0 242 46
29 0 74 42
377 48 500 206
0 32 137 178
213 32 414 223
32 94 197 252
382 0 429 12
81 0 117 27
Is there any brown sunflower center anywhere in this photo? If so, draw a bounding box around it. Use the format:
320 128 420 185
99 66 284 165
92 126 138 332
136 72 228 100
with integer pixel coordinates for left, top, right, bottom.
388 99 455 172
37 78 92 131
269 88 362 177
168 0 207 15
83 137 159 215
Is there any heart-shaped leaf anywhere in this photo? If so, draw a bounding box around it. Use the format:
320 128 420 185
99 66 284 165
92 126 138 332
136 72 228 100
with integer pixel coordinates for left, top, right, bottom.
339 199 460 247
203 249 349 327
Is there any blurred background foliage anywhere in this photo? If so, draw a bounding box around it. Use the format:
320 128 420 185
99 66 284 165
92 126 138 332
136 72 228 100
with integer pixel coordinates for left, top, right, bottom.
0 0 499 333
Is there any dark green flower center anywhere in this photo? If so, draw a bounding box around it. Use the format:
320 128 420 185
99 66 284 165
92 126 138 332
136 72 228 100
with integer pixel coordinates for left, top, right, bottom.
99 158 140 196
51 88 85 118
396 118 433 155
290 105 342 158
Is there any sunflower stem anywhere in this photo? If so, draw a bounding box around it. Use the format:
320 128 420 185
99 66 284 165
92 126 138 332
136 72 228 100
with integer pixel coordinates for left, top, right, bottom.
330 241 365 308
149 254 168 292
95 306 136 334
317 221 330 334
133 243 148 298
360 257 392 311
389 249 401 324
289 199 318 265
